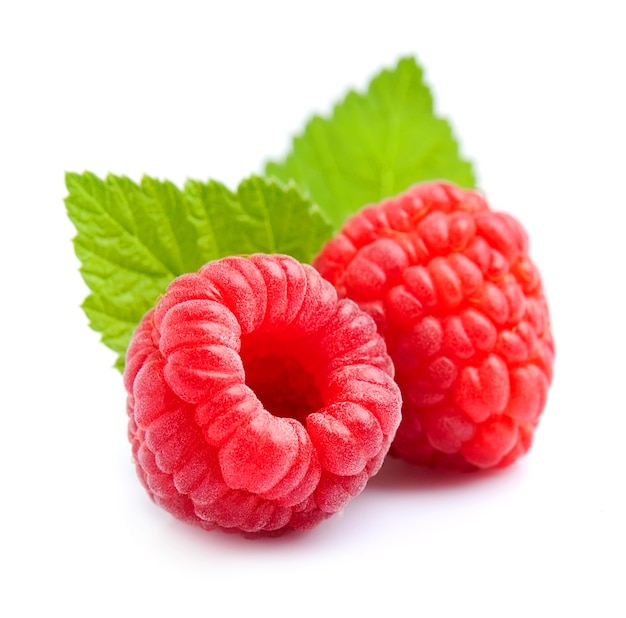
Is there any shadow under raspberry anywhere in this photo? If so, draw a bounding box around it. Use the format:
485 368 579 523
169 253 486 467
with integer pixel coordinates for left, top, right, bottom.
367 455 521 492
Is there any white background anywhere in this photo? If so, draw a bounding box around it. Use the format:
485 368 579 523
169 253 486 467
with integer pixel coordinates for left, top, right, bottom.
1 1 624 616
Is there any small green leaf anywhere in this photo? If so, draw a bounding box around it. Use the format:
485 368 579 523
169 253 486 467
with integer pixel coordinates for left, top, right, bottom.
65 172 332 371
266 56 476 230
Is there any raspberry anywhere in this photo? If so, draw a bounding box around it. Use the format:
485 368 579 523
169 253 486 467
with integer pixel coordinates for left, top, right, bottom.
124 254 401 535
314 181 554 471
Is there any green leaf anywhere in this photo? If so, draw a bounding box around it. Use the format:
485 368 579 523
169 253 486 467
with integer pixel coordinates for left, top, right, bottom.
265 56 476 230
65 172 332 371
184 176 332 262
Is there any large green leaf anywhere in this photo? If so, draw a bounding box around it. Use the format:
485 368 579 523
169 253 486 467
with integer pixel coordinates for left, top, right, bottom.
65 172 332 370
266 56 476 230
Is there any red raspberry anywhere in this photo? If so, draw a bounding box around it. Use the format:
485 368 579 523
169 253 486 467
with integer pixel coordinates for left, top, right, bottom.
314 181 554 471
124 254 401 535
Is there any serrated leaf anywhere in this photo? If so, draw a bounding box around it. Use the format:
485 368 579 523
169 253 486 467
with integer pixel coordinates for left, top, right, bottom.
266 56 476 230
65 172 332 371
184 176 332 262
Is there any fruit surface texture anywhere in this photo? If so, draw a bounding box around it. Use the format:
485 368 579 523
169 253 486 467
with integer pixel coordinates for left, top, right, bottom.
124 254 402 535
314 181 554 470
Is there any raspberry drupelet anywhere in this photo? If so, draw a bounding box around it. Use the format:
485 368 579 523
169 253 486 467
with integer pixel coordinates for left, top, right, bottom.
124 254 401 535
314 181 554 471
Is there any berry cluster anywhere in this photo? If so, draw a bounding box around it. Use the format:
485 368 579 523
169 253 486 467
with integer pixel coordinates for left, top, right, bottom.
124 254 401 535
124 181 553 535
314 181 554 470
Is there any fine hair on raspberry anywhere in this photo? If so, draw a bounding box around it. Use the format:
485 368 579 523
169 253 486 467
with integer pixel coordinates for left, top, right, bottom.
124 253 402 535
314 181 554 471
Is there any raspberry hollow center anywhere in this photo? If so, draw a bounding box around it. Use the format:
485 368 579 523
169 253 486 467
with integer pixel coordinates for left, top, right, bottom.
239 334 323 424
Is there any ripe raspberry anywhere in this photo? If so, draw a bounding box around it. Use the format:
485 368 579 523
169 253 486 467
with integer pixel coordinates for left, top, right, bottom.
124 254 401 535
314 181 554 471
